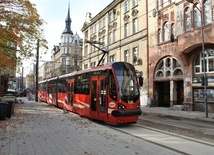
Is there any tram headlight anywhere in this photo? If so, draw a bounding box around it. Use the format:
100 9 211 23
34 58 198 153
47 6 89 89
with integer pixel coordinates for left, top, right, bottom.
137 104 140 109
118 103 126 109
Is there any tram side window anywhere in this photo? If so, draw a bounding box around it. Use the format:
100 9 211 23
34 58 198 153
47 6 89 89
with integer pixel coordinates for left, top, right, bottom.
74 73 90 94
58 78 67 93
51 80 57 94
38 83 42 91
109 74 117 100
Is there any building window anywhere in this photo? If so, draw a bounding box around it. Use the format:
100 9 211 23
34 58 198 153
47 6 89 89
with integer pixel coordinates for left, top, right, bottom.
62 58 66 65
157 0 162 10
124 0 129 13
184 7 191 31
113 30 116 43
158 28 161 43
133 47 138 64
99 17 106 29
90 62 96 67
110 55 115 62
108 32 112 44
194 3 201 28
91 45 96 53
84 45 88 58
133 18 138 34
171 23 175 41
113 11 117 20
194 49 214 73
67 47 69 54
124 50 129 62
132 0 137 8
102 36 105 44
163 0 169 8
109 12 112 23
204 0 212 25
163 22 169 42
94 24 97 33
85 30 88 39
84 64 88 69
125 23 129 37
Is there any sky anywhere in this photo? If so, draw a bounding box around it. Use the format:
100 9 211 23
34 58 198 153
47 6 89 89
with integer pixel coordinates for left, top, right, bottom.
30 0 113 59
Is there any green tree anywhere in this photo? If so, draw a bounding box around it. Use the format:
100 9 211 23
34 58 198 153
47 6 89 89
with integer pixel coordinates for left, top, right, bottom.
0 0 48 70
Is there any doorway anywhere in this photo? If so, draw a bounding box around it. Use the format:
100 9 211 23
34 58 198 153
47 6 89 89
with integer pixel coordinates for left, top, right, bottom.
155 81 170 107
176 80 184 105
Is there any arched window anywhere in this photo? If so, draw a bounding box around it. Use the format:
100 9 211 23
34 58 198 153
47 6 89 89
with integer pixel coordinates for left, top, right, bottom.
184 7 191 31
194 3 201 28
155 56 183 79
194 49 214 73
204 0 212 25
158 28 162 43
163 22 169 41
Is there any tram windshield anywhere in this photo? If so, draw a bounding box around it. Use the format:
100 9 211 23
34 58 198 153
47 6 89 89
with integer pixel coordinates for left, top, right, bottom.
113 62 139 103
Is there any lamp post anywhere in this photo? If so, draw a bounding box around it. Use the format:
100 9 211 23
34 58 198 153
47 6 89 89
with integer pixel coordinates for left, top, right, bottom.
186 0 208 117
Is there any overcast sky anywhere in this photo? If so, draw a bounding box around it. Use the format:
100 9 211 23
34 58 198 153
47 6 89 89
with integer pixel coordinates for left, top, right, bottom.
30 0 112 51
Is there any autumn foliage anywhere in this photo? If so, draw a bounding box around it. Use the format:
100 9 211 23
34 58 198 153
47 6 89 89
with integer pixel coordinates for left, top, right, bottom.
0 0 47 71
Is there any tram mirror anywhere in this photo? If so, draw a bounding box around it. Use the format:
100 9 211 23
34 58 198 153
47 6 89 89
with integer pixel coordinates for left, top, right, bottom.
105 69 110 75
130 80 134 91
139 76 143 87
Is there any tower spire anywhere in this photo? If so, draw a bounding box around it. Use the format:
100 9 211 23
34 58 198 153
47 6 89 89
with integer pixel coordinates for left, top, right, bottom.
63 2 73 35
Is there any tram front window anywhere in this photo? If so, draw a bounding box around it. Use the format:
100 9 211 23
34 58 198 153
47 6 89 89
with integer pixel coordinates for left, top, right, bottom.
113 62 139 103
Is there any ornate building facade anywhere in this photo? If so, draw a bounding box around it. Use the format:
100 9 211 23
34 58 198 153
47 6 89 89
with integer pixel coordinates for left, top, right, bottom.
148 0 214 112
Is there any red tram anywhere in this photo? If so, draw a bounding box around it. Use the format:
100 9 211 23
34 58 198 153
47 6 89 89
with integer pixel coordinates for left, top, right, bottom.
38 62 142 125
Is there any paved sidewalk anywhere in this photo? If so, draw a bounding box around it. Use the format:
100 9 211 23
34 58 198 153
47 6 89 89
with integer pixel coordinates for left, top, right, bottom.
140 106 214 123
1 98 184 155
1 98 214 155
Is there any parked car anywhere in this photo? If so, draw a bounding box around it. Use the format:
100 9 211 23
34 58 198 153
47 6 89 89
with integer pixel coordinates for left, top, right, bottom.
6 89 18 96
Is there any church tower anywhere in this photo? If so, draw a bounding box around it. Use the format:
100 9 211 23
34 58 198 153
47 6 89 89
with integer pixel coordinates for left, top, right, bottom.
51 3 82 76
63 5 73 35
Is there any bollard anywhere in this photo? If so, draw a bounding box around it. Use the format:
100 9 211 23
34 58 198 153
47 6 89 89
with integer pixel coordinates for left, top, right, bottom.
1 99 15 118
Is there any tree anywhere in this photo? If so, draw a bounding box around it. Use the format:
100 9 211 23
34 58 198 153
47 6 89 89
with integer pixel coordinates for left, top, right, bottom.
0 0 48 70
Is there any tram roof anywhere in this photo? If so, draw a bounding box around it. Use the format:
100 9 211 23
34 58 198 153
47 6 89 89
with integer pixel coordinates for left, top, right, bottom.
39 62 130 83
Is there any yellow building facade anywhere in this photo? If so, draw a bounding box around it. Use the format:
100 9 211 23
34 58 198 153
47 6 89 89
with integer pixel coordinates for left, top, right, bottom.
81 0 149 104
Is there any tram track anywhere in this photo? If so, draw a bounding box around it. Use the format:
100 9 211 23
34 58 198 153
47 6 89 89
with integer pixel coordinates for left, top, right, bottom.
108 123 214 155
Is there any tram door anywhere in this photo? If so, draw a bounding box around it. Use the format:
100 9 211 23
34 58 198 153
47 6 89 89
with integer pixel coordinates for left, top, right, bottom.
68 79 74 106
90 76 108 119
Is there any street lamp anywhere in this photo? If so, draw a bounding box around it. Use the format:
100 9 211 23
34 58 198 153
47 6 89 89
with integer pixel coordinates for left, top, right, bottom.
186 0 208 117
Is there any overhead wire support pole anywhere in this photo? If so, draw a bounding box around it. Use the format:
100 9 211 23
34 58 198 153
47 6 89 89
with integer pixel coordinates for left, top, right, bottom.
35 39 39 102
186 0 208 117
85 40 109 66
